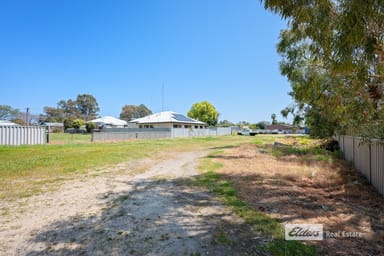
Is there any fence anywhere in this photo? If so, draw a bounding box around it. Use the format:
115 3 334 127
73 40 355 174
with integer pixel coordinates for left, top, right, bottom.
92 127 232 142
0 126 47 145
336 135 384 196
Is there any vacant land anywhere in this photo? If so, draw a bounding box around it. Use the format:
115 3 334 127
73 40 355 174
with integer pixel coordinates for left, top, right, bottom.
209 136 384 255
1 134 383 255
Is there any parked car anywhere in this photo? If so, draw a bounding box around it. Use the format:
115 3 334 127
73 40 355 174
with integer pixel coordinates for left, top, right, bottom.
237 129 257 136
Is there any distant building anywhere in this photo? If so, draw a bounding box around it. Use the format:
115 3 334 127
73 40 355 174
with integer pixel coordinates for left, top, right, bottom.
266 124 306 134
266 124 294 132
89 116 128 128
129 111 207 129
0 120 19 126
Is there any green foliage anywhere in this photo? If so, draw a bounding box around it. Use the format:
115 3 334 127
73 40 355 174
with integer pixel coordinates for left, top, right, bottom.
76 94 100 120
305 107 339 138
187 101 219 126
71 119 85 129
263 0 384 138
120 104 152 121
271 113 277 124
44 94 100 122
86 122 97 133
355 122 384 140
217 120 235 127
263 240 317 256
256 121 269 129
63 116 76 129
0 105 22 120
11 118 26 126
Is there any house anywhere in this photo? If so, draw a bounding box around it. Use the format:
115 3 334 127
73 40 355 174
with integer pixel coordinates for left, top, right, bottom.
265 124 306 134
129 111 207 129
266 124 294 134
0 120 19 126
89 116 128 128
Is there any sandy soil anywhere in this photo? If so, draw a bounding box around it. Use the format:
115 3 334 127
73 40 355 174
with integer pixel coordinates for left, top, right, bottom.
212 143 384 256
0 151 258 256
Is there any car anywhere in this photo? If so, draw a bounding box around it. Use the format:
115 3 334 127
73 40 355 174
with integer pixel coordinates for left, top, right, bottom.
237 129 257 136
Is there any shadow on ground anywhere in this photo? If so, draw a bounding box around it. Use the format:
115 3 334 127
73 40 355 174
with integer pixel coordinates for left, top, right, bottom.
208 143 384 256
22 177 264 256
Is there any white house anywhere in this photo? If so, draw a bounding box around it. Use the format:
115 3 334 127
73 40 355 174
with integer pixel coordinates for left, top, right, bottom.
129 111 206 129
0 120 19 126
89 116 128 128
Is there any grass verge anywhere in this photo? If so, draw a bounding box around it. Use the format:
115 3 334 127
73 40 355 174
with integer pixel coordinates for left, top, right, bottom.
195 150 317 256
0 135 252 200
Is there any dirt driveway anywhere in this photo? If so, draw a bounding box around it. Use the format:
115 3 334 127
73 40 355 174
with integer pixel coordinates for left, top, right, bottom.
0 151 257 256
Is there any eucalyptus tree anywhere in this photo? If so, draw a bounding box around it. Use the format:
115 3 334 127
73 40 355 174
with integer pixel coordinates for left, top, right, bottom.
263 0 384 137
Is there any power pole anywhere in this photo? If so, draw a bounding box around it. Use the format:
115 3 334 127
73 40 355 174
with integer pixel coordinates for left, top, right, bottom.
26 107 30 126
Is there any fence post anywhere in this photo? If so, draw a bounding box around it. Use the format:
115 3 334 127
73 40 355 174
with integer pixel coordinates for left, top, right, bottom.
352 136 355 162
369 143 372 184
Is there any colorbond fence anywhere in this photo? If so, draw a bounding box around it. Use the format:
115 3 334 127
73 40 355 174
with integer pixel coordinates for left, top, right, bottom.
0 126 47 145
336 135 384 196
92 127 232 142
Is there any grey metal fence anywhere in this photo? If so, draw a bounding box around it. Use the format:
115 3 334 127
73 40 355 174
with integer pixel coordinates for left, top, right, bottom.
0 126 47 145
337 135 384 196
92 128 172 142
92 127 232 142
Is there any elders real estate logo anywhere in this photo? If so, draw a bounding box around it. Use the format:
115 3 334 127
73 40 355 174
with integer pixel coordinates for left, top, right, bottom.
285 224 324 241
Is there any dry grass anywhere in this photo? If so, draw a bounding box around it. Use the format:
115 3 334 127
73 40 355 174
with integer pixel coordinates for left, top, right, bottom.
210 137 384 255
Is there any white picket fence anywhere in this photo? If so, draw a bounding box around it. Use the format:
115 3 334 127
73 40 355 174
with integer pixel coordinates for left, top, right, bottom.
0 126 47 145
336 135 384 196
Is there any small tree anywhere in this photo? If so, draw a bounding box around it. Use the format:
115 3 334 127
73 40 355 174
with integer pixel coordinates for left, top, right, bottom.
271 113 277 125
72 119 86 129
120 104 152 121
64 116 76 130
86 122 97 133
187 101 219 126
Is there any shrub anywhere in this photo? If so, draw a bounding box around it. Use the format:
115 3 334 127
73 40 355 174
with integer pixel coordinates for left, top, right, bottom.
72 119 86 129
86 122 97 133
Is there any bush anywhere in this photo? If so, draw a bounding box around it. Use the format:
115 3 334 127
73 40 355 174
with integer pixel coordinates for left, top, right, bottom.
86 122 97 133
72 119 86 129
64 116 76 130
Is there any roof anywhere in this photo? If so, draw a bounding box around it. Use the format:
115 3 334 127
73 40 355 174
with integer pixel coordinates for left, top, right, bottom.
266 124 294 130
130 111 206 125
0 120 19 126
89 116 128 126
44 122 64 127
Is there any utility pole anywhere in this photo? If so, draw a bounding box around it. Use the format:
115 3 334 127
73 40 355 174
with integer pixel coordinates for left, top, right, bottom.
26 107 30 126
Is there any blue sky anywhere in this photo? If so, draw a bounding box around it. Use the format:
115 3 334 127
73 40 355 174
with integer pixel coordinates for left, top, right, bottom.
0 0 291 124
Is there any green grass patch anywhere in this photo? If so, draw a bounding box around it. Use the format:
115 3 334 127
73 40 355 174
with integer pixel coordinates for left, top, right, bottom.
264 240 317 256
49 133 92 144
0 135 255 200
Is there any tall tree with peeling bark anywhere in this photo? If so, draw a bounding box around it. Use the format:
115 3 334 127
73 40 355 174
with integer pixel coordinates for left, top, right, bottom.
262 0 384 137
